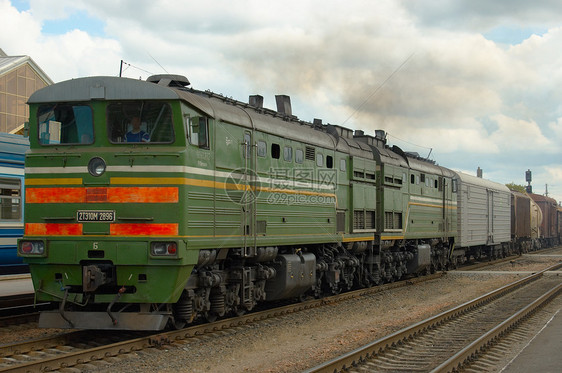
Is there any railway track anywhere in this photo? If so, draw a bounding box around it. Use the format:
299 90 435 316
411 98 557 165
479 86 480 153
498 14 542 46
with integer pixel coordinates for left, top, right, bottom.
305 262 562 373
0 273 442 372
0 299 53 327
0 251 556 371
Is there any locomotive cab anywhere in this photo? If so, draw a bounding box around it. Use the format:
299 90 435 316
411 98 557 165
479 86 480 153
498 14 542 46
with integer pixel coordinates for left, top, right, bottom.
19 76 197 330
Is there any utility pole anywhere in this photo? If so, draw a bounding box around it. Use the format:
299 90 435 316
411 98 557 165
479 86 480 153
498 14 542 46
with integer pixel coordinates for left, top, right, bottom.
119 60 123 77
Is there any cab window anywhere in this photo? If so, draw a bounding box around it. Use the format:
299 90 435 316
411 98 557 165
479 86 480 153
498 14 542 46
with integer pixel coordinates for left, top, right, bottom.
38 104 93 145
107 101 174 144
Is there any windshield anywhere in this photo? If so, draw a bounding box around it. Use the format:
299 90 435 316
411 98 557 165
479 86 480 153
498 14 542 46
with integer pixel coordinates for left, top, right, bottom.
37 104 93 145
107 101 174 143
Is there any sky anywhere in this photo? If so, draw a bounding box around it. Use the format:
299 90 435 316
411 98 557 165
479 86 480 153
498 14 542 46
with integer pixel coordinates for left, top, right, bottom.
1 0 562 204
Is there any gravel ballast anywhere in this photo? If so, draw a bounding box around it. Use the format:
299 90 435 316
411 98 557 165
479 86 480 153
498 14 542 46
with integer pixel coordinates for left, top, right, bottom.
92 253 561 372
2 252 559 372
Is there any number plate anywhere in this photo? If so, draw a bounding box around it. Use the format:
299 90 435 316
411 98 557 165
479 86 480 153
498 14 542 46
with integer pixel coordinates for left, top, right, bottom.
77 210 115 222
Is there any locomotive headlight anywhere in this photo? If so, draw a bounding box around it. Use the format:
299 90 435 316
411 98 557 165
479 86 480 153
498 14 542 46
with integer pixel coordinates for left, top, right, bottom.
18 240 45 256
88 157 106 177
150 242 178 256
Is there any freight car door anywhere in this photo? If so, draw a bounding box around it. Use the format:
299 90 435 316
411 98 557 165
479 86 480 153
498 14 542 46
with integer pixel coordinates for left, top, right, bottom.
487 189 494 244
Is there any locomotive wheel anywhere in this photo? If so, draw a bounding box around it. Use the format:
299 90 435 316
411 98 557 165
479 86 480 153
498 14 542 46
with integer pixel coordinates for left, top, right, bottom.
204 311 218 323
172 318 187 330
233 307 246 317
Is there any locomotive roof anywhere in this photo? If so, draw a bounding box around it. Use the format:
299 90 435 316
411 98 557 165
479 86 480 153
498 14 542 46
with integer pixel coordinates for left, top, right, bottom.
407 156 455 178
28 76 180 103
28 76 342 152
371 146 408 168
177 89 339 151
26 75 423 161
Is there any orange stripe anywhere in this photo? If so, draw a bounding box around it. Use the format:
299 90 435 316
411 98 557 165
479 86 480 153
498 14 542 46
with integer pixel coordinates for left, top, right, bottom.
26 187 178 203
26 188 86 203
108 187 179 203
110 223 178 236
25 223 179 236
26 223 83 236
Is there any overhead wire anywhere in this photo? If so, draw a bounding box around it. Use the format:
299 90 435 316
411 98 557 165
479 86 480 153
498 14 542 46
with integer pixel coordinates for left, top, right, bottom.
340 52 415 127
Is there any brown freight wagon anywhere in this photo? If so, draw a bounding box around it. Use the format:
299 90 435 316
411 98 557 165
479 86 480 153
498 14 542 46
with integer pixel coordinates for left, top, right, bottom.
510 191 531 252
558 205 562 244
528 193 559 247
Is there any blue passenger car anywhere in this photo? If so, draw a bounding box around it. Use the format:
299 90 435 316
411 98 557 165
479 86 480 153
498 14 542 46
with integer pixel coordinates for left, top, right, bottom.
0 133 28 274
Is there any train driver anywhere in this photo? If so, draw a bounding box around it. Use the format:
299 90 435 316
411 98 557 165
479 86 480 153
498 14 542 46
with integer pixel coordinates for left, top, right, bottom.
125 116 150 142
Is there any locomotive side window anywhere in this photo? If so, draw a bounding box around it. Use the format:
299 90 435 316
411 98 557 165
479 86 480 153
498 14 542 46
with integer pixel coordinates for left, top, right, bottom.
283 146 292 162
190 117 209 148
326 155 333 169
295 149 304 164
340 159 346 172
38 104 93 145
107 101 175 144
257 141 266 157
271 143 280 159
0 178 21 221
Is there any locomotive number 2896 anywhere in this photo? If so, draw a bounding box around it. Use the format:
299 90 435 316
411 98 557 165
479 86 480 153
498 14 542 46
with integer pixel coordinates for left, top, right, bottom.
77 210 115 222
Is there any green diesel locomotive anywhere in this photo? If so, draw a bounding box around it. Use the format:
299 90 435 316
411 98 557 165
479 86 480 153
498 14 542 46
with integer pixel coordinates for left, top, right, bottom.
20 75 460 330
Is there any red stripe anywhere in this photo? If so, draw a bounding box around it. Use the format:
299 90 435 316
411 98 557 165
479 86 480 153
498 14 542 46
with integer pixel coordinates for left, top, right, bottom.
26 187 178 203
26 188 86 203
110 223 178 236
108 187 179 203
25 223 178 236
26 223 82 235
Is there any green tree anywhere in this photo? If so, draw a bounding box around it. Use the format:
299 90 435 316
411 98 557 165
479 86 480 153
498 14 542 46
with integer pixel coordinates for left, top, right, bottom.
506 182 526 193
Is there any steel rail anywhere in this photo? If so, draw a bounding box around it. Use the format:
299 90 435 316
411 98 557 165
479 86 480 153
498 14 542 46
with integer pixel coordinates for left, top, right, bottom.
0 312 39 328
0 330 87 359
0 273 442 372
431 281 562 373
304 262 562 373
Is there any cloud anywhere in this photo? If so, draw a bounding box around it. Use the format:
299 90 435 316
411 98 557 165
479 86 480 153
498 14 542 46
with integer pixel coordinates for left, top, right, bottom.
2 0 562 202
400 0 562 31
489 114 552 151
0 0 122 81
0 0 42 48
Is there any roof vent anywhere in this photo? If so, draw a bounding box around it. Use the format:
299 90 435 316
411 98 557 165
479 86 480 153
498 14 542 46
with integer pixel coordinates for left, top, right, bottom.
375 130 386 141
275 95 292 116
147 74 190 87
249 95 264 108
313 118 323 129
